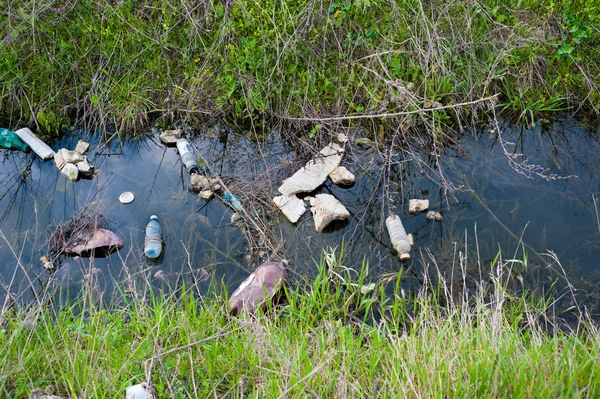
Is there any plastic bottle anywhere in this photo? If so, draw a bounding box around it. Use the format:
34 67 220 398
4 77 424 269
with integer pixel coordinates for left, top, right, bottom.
144 215 162 259
385 214 411 260
0 128 29 152
176 139 199 174
224 192 243 212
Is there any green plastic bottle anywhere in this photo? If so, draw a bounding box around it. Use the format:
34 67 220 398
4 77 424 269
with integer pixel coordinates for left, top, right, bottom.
0 128 29 152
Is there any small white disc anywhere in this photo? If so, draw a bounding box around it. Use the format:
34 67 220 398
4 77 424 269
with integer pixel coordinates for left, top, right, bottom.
119 191 135 204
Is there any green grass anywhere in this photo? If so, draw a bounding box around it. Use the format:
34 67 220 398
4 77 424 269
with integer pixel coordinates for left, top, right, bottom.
1 250 599 398
0 0 598 137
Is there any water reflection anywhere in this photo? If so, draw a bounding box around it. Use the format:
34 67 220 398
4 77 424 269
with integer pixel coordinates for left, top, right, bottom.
0 117 598 316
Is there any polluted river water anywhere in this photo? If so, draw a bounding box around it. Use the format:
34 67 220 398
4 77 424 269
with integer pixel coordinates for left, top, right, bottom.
0 117 599 317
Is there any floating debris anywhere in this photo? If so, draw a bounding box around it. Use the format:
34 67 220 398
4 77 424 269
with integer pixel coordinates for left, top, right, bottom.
119 191 135 204
224 192 243 212
176 138 199 174
14 128 55 160
329 166 355 185
49 209 124 259
386 214 411 260
39 256 54 271
0 128 29 152
231 212 242 223
198 190 214 200
272 194 307 223
308 194 350 232
74 140 90 154
426 211 443 221
190 174 221 196
59 163 79 182
54 148 85 170
409 199 429 214
278 141 344 196
160 129 182 145
144 215 162 259
229 260 288 316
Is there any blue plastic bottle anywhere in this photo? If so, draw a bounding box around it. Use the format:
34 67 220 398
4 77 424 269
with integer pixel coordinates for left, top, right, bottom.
144 215 162 258
224 192 243 212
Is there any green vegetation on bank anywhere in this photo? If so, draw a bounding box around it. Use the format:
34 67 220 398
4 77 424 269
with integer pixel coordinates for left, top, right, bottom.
1 251 599 398
0 0 599 135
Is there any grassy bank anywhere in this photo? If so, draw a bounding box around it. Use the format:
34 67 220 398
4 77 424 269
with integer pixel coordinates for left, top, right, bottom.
0 0 599 136
1 251 599 398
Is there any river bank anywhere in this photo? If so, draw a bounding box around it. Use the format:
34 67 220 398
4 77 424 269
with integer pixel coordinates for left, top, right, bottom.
1 251 599 398
1 0 599 138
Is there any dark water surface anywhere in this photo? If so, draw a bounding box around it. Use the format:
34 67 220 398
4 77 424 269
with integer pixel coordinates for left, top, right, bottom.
0 117 598 313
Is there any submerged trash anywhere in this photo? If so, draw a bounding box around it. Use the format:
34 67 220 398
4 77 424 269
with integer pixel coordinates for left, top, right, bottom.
176 138 199 174
119 191 135 204
224 192 243 212
329 166 355 186
14 128 55 160
228 260 288 316
160 129 183 145
60 163 79 182
126 383 154 399
308 194 350 232
272 194 307 224
0 128 30 152
409 199 429 214
65 228 124 257
39 256 54 271
426 211 443 221
278 141 345 196
144 215 162 259
190 174 221 196
386 215 411 260
49 209 124 259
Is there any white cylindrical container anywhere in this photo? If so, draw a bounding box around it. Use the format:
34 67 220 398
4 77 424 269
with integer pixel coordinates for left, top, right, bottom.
176 139 199 174
386 214 411 260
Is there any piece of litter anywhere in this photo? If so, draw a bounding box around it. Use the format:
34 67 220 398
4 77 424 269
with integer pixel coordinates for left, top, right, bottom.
329 166 355 185
278 142 344 196
119 192 135 204
273 194 307 223
229 261 288 316
409 199 429 214
14 128 55 160
74 140 90 154
60 163 79 182
426 211 442 221
308 194 350 232
126 383 154 399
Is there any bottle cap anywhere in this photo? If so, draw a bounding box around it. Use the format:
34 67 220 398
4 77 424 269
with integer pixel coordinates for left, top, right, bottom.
119 191 135 204
150 215 158 220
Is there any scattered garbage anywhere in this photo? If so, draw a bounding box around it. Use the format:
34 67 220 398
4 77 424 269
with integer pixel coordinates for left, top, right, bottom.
329 166 355 186
308 194 350 232
53 141 95 181
66 228 124 257
160 129 183 145
60 163 79 182
224 192 243 212
409 199 429 214
144 215 162 259
39 256 54 271
427 211 442 221
278 141 345 196
386 214 411 260
0 128 30 152
190 174 221 198
272 194 307 223
49 209 124 259
228 260 288 316
14 127 55 160
126 383 154 399
176 138 199 174
74 140 90 154
119 191 135 204
231 212 242 223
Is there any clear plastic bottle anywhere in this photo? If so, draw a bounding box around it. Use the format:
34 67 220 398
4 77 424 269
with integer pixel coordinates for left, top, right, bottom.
0 128 29 152
144 215 162 259
386 214 411 260
176 139 199 174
